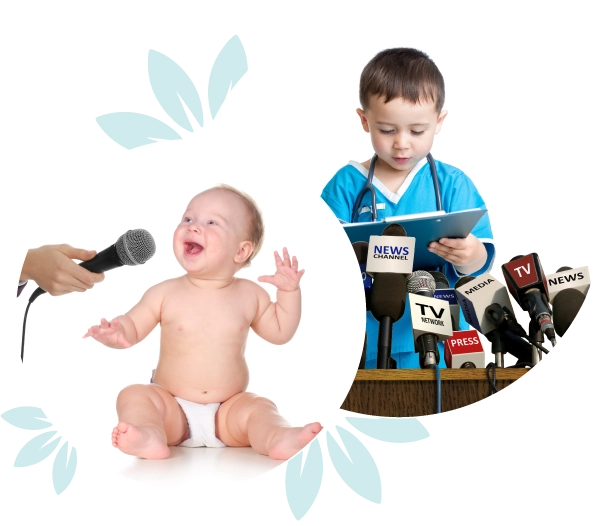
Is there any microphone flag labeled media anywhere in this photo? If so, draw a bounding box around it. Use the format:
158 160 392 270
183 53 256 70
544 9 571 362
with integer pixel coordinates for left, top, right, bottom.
366 235 416 275
454 273 515 335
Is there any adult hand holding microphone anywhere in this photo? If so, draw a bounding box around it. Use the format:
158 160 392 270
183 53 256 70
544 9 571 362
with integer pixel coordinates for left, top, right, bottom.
19 244 105 296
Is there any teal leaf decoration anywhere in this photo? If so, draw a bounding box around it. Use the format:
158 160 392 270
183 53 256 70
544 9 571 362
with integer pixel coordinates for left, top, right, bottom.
208 35 247 119
1 407 52 430
148 50 204 132
14 431 61 467
326 427 381 503
96 112 181 149
285 439 323 520
346 417 430 443
52 442 77 495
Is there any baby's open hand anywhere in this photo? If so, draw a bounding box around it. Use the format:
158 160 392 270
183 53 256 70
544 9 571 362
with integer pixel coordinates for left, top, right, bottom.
83 318 132 348
258 248 305 292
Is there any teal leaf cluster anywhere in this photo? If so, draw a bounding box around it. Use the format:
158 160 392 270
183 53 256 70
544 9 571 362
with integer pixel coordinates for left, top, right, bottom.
285 416 430 520
97 36 247 149
2 406 78 495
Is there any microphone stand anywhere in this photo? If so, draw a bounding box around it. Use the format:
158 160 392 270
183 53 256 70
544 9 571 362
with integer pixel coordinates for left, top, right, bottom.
377 317 392 369
528 319 543 366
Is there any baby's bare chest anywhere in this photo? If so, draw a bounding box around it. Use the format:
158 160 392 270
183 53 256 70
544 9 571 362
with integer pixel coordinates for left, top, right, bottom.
160 289 255 338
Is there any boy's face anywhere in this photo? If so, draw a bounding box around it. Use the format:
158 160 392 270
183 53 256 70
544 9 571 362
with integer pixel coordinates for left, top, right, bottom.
357 96 447 174
173 189 253 277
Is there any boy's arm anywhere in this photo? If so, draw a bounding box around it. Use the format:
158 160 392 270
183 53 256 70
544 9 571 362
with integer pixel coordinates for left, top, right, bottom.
83 282 165 348
251 248 304 345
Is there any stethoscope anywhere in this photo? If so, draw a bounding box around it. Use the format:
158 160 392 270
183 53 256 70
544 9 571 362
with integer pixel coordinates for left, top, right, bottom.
353 152 447 276
351 152 443 223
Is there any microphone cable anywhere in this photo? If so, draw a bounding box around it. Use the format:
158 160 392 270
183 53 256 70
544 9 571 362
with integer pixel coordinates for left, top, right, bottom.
20 295 35 362
486 362 498 395
434 364 441 414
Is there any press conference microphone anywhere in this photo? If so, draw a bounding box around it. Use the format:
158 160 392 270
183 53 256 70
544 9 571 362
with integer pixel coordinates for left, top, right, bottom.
352 241 372 311
370 273 408 369
502 254 557 347
444 330 485 368
28 229 156 303
546 266 591 304
430 270 460 331
368 223 411 369
407 271 453 369
552 288 586 337
454 274 532 366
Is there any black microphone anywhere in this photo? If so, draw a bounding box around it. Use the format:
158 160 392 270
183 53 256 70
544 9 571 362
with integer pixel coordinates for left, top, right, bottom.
552 289 586 337
502 253 557 347
430 270 460 331
369 273 408 369
454 274 533 366
408 271 453 369
352 241 371 311
28 229 156 303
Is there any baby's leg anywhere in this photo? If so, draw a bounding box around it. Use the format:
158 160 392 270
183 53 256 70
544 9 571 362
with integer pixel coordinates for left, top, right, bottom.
216 392 322 460
113 384 189 460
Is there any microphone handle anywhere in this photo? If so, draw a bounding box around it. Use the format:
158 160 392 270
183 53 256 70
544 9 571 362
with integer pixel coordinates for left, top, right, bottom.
377 316 392 369
79 244 124 273
416 333 439 369
28 244 123 303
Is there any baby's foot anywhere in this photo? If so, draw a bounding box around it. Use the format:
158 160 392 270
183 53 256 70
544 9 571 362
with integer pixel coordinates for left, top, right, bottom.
267 422 322 460
111 422 170 460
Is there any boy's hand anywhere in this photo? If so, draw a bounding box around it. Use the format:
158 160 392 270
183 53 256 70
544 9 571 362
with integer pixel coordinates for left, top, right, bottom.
258 248 305 292
428 234 486 267
83 318 132 348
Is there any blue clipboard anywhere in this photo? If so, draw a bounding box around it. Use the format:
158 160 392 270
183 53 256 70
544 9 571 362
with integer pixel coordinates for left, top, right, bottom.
343 208 488 271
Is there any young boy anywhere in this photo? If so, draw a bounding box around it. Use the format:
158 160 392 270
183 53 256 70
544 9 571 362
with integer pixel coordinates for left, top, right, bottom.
84 185 321 460
321 48 495 369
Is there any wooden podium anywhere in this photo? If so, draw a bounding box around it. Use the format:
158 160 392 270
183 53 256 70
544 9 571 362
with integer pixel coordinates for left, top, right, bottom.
340 368 529 417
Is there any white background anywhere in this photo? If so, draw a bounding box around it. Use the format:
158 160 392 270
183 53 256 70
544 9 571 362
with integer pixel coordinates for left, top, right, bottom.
0 1 605 524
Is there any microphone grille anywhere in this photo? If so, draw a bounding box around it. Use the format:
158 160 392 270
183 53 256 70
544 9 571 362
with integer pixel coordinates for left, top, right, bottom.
428 271 449 289
406 270 436 295
116 229 156 266
381 223 407 237
455 275 476 289
556 266 572 273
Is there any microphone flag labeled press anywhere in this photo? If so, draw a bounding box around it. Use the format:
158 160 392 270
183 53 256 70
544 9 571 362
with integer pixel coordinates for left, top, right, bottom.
444 330 485 368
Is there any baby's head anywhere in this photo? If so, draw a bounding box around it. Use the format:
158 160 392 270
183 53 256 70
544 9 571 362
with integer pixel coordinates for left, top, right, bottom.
173 185 264 278
357 48 448 173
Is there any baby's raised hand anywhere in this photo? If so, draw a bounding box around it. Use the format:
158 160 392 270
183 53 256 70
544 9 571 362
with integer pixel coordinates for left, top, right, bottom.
258 248 305 292
83 318 132 348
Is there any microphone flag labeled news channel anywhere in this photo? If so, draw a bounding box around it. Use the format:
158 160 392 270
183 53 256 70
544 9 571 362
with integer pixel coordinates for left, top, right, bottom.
546 266 590 337
368 223 414 369
454 273 531 367
430 270 461 331
501 253 557 347
407 270 453 369
29 229 157 303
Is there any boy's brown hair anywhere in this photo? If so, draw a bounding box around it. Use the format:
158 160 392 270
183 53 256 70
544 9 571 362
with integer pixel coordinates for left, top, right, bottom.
214 184 264 266
359 48 445 113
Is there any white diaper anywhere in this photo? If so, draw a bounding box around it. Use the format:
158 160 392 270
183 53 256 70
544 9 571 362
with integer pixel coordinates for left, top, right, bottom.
150 371 226 448
173 397 226 448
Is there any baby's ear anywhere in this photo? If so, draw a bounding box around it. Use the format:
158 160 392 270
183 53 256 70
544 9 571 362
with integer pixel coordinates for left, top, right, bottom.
234 241 254 265
435 110 448 134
